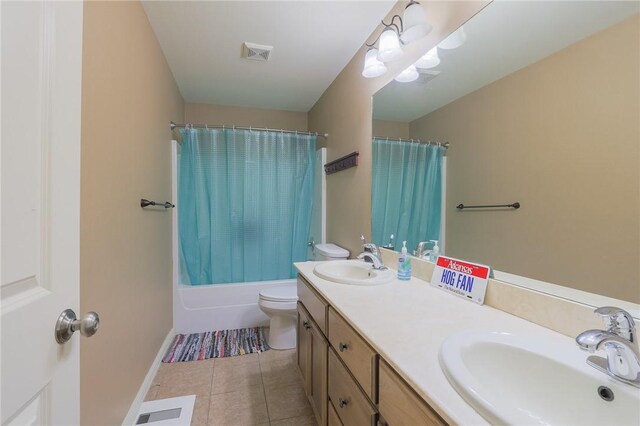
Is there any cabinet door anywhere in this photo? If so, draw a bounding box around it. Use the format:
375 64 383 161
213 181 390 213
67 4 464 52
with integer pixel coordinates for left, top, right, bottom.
297 304 311 393
309 320 328 426
379 360 447 426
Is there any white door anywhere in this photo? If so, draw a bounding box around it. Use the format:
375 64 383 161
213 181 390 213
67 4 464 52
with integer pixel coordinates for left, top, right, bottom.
1 1 84 424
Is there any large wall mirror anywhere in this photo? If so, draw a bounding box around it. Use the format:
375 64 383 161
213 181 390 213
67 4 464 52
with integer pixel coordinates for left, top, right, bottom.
371 1 639 307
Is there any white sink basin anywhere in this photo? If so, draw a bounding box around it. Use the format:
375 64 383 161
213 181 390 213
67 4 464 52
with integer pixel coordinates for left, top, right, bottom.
313 260 395 286
440 331 640 425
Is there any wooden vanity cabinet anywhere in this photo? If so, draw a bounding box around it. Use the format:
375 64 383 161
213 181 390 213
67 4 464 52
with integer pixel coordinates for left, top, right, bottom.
297 274 448 426
378 359 447 426
327 400 343 426
297 306 311 391
328 307 377 400
297 277 329 425
328 348 377 425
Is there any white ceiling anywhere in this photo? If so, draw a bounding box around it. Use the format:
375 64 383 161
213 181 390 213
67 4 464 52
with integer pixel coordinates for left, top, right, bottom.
142 1 395 112
373 0 640 122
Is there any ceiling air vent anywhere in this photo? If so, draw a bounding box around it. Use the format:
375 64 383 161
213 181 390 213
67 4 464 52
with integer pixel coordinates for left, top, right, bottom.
415 70 440 84
242 42 273 61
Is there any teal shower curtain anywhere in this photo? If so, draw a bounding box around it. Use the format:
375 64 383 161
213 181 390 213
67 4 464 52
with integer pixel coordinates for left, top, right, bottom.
179 128 316 285
371 138 444 253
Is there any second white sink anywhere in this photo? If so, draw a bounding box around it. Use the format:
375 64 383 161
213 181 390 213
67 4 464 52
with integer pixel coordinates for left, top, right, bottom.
313 260 395 286
439 330 640 425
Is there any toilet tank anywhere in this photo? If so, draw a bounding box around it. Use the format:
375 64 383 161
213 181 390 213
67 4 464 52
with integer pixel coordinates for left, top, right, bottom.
314 243 349 261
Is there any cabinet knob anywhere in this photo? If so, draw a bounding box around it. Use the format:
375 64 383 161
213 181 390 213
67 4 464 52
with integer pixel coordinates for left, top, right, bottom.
339 342 348 352
303 321 311 330
338 398 348 408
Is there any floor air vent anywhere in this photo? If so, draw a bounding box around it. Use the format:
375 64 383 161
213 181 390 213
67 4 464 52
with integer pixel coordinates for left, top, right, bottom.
242 42 273 61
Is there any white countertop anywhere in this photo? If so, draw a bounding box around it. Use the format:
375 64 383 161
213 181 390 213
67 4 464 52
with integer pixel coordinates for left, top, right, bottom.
294 260 582 425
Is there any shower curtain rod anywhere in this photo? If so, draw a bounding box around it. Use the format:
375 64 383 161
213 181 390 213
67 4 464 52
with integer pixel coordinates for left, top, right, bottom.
374 135 450 149
170 121 328 139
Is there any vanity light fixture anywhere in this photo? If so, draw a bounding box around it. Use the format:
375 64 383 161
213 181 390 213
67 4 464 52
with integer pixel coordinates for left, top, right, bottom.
361 1 431 78
394 64 419 83
400 0 432 44
414 46 440 69
438 26 467 49
362 47 388 78
377 27 403 62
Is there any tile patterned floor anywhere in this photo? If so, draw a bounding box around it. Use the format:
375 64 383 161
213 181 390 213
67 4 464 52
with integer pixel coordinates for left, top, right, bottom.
145 349 317 426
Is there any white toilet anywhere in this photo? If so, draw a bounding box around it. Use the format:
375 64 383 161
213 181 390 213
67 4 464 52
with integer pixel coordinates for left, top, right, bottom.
258 243 349 350
313 243 350 261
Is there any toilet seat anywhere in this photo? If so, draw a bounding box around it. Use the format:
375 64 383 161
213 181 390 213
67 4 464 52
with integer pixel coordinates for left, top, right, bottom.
259 285 298 303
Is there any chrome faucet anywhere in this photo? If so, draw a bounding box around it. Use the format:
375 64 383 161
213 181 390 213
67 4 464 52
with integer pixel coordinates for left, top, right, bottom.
358 235 386 270
414 241 431 258
360 235 380 256
357 252 387 270
576 306 640 388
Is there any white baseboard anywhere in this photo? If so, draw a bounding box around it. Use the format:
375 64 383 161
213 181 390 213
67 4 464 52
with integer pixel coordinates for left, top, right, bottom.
122 328 176 426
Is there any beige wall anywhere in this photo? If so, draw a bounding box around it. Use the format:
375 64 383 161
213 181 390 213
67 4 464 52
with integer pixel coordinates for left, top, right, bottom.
185 103 308 132
372 119 410 139
80 1 184 424
308 1 489 256
410 16 640 302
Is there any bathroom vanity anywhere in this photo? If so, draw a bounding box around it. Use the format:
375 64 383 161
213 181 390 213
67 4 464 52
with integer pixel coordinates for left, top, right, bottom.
294 260 640 426
296 272 445 425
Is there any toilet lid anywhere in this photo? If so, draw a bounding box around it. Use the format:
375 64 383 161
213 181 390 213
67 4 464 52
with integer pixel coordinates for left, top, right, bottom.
259 285 298 302
315 243 349 258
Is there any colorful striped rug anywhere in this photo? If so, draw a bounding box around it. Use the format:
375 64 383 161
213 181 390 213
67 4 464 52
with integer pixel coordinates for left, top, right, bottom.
162 327 270 363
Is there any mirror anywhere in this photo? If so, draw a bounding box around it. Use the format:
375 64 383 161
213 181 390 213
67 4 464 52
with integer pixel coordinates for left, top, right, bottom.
371 1 640 305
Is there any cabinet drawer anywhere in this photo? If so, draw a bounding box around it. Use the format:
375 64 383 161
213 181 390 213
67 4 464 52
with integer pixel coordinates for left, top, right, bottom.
327 400 343 426
328 307 376 399
298 275 328 334
378 360 447 426
328 349 376 426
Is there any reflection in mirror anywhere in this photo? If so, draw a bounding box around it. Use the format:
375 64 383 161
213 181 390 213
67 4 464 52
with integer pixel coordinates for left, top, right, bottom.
371 137 446 257
371 1 640 305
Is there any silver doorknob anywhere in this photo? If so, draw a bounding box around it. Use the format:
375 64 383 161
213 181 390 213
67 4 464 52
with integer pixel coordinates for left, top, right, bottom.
55 309 100 344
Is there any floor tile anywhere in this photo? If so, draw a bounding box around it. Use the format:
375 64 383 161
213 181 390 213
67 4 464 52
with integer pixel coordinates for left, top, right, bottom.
208 387 269 426
259 348 296 365
265 382 313 421
270 414 317 426
155 368 213 399
214 352 260 368
260 358 302 392
190 395 210 426
144 385 160 401
212 361 262 395
153 359 214 386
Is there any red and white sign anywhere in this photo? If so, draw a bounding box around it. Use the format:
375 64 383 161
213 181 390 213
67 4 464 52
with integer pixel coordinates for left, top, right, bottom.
430 256 491 304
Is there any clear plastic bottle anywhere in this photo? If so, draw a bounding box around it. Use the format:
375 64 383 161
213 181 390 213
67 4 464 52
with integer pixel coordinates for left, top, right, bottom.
397 241 412 280
430 240 440 262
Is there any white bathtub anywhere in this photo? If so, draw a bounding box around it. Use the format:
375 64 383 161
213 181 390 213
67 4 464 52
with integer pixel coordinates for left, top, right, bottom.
173 279 297 334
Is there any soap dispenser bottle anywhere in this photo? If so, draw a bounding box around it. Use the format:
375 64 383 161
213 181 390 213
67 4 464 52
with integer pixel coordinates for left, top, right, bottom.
397 241 412 281
430 240 440 262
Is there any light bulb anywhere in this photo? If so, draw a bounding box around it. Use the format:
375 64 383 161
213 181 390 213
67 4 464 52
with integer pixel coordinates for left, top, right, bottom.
414 47 440 69
362 48 387 78
438 26 467 50
377 28 403 62
394 65 419 83
401 1 432 44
